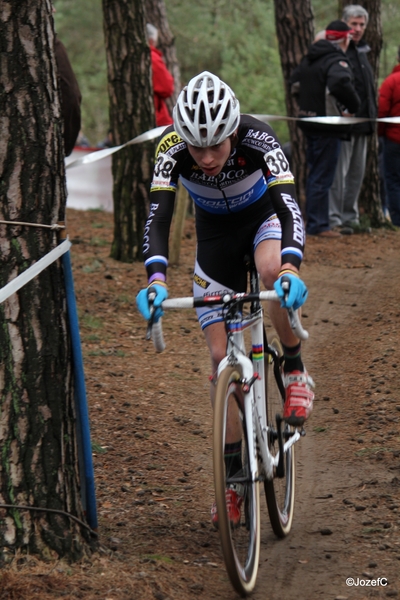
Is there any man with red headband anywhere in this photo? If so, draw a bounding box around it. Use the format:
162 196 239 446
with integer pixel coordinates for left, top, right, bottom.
290 20 360 237
329 5 377 233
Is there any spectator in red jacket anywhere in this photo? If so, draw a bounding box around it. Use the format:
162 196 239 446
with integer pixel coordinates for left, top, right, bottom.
146 24 174 127
378 46 400 226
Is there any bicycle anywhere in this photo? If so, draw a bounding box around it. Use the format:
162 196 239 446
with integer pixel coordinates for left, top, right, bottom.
146 260 309 597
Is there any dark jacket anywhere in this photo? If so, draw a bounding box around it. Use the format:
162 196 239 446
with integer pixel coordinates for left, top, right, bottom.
54 37 82 156
290 40 360 137
345 40 377 134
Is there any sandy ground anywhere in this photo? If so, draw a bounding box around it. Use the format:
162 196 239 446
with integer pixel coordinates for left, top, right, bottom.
1 209 399 600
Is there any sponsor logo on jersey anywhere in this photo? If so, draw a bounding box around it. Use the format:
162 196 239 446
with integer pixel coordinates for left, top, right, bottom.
260 218 281 230
189 168 247 186
243 129 280 151
143 203 159 254
193 273 211 289
281 193 305 245
156 132 183 156
267 173 295 186
150 183 177 193
339 61 349 68
195 188 255 211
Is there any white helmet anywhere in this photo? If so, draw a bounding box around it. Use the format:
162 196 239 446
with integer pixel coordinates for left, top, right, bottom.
173 71 240 147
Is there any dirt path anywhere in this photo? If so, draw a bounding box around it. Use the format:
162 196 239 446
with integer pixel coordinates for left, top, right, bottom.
254 249 400 600
2 211 400 600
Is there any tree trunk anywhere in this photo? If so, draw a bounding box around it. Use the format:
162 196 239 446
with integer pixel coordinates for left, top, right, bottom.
145 0 181 110
273 0 315 213
0 2 92 562
357 0 384 226
103 0 155 262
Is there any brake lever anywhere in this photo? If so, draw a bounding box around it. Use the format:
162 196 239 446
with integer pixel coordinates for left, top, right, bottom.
146 288 156 341
281 278 296 329
280 276 308 340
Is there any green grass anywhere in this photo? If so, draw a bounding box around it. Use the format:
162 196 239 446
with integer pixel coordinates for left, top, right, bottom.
82 314 103 329
355 446 394 456
141 554 174 564
91 441 108 454
89 237 110 247
362 527 386 534
117 294 131 304
84 334 101 342
86 348 126 357
82 259 103 273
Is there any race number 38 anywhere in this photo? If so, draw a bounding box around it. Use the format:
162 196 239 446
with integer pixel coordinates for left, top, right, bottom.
264 149 289 176
154 152 176 184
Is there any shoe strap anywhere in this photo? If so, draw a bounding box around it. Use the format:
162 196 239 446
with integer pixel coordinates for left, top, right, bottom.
286 392 314 407
227 483 245 497
284 371 315 388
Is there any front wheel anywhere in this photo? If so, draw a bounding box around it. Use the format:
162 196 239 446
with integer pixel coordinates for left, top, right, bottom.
213 365 260 596
264 337 296 537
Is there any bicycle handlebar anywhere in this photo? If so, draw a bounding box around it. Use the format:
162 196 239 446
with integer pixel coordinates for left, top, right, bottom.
148 289 309 352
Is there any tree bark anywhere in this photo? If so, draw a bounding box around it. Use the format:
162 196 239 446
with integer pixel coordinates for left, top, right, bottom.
0 1 92 561
357 0 384 226
273 0 315 212
103 0 155 262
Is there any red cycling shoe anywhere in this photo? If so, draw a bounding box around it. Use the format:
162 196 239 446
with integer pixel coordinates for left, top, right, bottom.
211 486 243 529
283 370 315 427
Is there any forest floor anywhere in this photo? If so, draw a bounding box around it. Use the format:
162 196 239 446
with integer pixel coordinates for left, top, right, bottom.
1 207 400 600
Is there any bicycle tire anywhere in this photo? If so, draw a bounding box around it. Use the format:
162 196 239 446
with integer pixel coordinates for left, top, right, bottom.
264 336 296 537
213 365 260 596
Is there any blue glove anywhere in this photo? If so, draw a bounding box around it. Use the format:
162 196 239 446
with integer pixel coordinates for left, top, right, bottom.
136 284 168 322
273 273 308 310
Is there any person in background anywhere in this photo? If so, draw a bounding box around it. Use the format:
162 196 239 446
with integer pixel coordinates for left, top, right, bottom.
52 4 82 156
97 129 114 149
290 20 360 237
378 137 389 220
54 36 82 156
329 5 377 232
146 23 174 127
76 130 91 148
378 46 400 226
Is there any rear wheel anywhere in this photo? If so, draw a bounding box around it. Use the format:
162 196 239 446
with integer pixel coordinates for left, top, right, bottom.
213 365 260 596
264 336 295 537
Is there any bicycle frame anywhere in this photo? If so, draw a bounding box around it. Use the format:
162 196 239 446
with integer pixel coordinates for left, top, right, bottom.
148 273 307 482
217 299 301 485
147 272 309 596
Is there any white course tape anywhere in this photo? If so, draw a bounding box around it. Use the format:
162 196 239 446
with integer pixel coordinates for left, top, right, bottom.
65 116 400 171
0 238 72 305
251 114 400 125
65 126 167 170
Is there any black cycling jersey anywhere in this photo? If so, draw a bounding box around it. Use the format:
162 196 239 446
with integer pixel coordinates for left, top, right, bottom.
143 114 305 284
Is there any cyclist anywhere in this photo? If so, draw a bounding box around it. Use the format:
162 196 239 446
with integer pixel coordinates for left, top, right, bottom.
136 71 314 528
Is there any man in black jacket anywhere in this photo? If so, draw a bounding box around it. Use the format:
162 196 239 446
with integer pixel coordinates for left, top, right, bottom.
291 20 360 237
52 5 82 157
54 36 82 157
329 5 377 231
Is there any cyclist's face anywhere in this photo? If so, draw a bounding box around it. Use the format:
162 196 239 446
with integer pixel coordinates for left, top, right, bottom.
345 16 366 44
187 138 232 177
